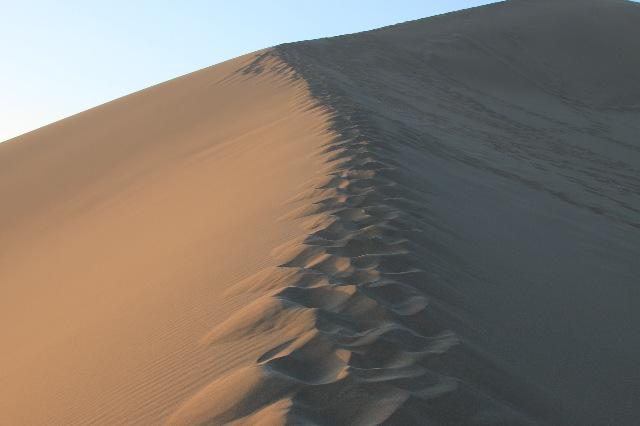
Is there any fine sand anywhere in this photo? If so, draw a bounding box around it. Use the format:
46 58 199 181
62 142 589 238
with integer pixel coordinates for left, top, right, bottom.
2 0 640 425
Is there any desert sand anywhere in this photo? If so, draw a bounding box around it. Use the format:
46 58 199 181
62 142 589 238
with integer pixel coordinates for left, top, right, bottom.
1 0 640 425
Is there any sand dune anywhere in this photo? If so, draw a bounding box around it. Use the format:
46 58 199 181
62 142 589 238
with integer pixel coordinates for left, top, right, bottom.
2 0 640 425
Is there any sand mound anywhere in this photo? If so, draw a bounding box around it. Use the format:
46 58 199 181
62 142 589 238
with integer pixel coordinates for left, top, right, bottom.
2 0 640 424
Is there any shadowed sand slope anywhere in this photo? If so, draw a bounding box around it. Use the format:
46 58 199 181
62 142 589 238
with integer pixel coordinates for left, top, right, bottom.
2 0 640 425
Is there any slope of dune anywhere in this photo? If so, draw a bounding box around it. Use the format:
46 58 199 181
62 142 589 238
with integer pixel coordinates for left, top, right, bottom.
0 53 336 424
2 0 640 425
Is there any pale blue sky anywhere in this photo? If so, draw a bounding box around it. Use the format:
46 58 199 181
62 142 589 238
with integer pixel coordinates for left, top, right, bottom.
0 1 505 142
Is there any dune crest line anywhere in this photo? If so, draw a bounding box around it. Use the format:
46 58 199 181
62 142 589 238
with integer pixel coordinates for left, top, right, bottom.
168 48 553 426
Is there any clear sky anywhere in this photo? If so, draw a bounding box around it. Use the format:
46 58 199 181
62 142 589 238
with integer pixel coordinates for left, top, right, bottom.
0 1 505 142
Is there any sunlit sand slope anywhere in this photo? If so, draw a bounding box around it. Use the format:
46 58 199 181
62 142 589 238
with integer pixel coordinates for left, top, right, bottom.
0 53 334 424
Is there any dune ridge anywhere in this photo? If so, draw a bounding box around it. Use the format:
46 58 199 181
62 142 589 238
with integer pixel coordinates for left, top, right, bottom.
167 50 554 425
